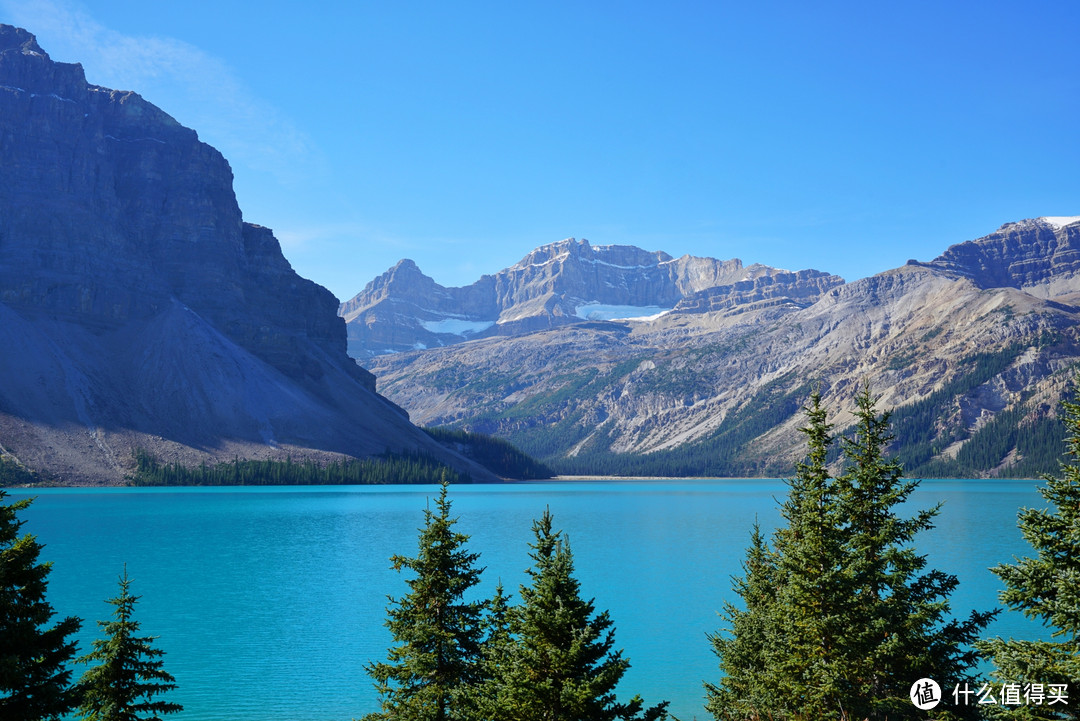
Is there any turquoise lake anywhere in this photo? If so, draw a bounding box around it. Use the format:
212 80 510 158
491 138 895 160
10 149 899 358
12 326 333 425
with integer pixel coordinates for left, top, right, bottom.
8 479 1052 721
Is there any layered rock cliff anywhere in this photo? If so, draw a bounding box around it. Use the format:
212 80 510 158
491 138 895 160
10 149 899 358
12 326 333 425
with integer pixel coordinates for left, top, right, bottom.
341 237 843 359
0 25 496 483
910 216 1080 298
368 218 1080 478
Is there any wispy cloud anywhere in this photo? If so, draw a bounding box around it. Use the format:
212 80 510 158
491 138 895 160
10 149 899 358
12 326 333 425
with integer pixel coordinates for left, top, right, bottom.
0 0 319 184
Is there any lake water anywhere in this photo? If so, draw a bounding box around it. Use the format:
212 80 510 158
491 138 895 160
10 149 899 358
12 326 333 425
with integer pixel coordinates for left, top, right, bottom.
8 479 1052 721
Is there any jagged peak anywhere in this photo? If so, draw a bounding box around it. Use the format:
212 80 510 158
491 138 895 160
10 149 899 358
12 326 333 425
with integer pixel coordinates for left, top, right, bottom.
390 258 423 273
0 24 47 57
509 237 682 272
997 216 1080 233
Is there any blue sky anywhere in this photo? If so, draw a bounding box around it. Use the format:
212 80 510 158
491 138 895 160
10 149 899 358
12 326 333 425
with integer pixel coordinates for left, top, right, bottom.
3 0 1078 302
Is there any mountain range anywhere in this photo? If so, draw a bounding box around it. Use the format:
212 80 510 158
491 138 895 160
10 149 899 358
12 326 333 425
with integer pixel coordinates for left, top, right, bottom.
355 218 1080 478
4 22 1077 484
0 25 497 483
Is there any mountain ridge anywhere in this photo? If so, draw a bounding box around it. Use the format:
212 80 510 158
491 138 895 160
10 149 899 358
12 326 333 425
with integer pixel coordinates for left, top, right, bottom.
341 237 844 359
364 217 1080 478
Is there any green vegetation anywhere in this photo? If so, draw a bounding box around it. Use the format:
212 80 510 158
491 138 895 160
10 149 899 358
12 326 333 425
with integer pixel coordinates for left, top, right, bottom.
544 375 812 478
125 449 470 486
8 390 1080 718
889 343 1027 472
0 453 41 486
976 384 1080 719
363 483 485 720
0 490 82 720
915 407 1066 479
362 485 668 720
707 388 994 720
423 427 553 479
75 568 183 721
484 509 668 721
886 350 918 371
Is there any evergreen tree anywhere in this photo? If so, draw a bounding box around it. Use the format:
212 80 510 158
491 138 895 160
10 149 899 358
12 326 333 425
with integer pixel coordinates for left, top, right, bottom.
495 509 668 721
363 482 485 721
977 383 1080 720
707 388 993 721
704 521 783 719
75 567 182 721
463 581 516 719
0 490 82 720
773 392 856 715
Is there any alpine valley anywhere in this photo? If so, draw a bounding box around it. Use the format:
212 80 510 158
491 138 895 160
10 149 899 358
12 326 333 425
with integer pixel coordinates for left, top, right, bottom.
353 219 1080 478
0 25 498 484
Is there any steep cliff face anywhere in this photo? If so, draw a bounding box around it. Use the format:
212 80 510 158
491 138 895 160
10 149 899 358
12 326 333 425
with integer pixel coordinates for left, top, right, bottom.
0 25 495 483
341 237 842 359
369 221 1080 479
912 216 1080 297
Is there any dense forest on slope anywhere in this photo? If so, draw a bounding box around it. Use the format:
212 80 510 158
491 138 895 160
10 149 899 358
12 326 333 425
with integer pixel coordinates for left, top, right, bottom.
125 450 472 486
422 427 553 479
122 433 552 486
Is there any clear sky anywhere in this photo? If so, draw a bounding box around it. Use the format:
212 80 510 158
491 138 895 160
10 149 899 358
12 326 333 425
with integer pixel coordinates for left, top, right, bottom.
3 0 1078 302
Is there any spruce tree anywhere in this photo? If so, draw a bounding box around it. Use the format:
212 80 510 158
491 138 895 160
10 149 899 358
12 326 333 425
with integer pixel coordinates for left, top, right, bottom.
707 388 993 721
838 385 994 720
463 581 516 719
0 490 82 720
496 509 668 721
363 482 485 721
773 392 856 714
704 521 783 719
977 384 1080 720
75 567 183 721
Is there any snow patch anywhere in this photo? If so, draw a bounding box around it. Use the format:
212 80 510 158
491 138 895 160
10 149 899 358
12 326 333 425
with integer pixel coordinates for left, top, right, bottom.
1041 216 1080 230
31 92 76 103
574 302 674 321
421 318 495 335
585 258 656 270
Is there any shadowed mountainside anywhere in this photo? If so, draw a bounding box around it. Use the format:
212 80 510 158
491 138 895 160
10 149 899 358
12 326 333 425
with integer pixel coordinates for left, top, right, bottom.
0 25 497 484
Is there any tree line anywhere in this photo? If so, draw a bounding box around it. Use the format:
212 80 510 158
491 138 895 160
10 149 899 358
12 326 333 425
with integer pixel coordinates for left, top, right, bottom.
125 449 470 486
2 384 1078 719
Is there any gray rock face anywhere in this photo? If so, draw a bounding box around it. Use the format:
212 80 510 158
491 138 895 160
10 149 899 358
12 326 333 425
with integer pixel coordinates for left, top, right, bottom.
0 25 496 483
910 217 1080 296
341 237 843 359
369 221 1080 478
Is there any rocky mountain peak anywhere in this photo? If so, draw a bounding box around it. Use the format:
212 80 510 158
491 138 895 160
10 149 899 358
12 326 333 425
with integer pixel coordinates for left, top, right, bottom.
910 214 1080 295
0 24 495 483
341 235 844 359
0 25 90 100
509 237 676 272
0 24 45 55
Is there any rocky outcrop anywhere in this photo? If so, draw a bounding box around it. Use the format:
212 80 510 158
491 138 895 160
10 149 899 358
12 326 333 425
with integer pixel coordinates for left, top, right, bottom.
341 237 842 359
673 269 844 314
0 25 497 483
909 216 1080 297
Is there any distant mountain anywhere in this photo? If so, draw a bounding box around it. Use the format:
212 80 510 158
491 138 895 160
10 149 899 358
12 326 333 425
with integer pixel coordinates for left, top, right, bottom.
0 25 497 483
340 238 843 359
365 217 1080 478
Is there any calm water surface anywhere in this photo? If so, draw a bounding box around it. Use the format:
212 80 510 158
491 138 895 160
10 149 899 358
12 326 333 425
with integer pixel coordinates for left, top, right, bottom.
10 479 1050 721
